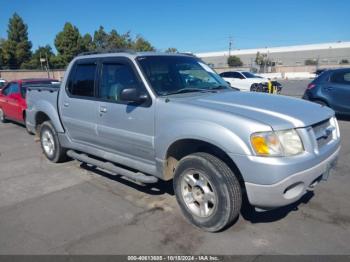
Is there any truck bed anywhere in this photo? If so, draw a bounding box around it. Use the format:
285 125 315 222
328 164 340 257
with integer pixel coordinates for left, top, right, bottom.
25 84 61 134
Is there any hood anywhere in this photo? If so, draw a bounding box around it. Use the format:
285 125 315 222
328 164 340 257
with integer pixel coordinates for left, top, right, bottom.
178 91 334 130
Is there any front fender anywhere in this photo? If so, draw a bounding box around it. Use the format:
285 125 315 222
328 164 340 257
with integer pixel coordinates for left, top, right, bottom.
156 119 252 161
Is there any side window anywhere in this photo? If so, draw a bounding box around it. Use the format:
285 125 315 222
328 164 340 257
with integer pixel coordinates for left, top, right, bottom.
2 85 10 96
227 72 235 78
331 71 350 85
68 63 97 97
232 72 244 79
220 72 227 77
100 63 141 102
2 83 19 96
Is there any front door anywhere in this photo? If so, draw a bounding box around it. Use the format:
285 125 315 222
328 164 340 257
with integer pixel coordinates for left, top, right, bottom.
96 58 155 162
1 82 22 121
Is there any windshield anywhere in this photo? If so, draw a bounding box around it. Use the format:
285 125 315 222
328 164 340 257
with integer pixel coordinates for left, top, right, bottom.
137 55 230 96
242 72 259 78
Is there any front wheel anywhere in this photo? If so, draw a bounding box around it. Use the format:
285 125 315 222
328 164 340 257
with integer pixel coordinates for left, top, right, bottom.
40 121 67 163
173 152 242 232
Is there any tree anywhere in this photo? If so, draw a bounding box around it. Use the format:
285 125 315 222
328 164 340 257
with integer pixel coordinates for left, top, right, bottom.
2 13 32 69
165 47 178 53
227 55 243 67
22 45 56 69
0 38 5 69
305 59 317 66
81 33 94 52
340 59 349 64
107 29 132 49
54 22 84 66
133 36 154 51
93 26 109 50
255 52 264 66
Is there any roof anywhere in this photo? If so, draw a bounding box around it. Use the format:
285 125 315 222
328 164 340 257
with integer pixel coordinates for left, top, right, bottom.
196 41 350 58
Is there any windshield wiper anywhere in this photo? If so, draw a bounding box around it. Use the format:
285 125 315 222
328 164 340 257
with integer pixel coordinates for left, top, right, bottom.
209 85 228 90
164 88 208 96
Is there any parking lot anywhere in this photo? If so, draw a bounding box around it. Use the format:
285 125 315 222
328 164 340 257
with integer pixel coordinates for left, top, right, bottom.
0 80 349 255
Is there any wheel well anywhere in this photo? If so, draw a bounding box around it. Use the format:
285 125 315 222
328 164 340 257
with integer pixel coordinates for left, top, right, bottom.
312 98 329 106
35 112 50 131
164 139 245 186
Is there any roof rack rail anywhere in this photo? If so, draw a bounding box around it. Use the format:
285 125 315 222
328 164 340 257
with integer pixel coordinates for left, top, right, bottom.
179 52 198 57
78 48 137 56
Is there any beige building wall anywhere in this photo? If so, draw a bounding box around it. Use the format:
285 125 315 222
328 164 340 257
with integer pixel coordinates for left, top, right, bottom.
0 70 66 81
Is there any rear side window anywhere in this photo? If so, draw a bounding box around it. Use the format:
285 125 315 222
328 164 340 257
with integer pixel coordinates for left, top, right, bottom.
331 71 350 85
2 82 19 96
68 63 97 97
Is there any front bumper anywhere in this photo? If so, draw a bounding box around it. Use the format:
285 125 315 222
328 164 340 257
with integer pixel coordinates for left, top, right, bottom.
244 146 340 209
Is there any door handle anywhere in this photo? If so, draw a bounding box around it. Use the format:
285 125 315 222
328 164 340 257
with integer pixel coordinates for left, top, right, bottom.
63 102 69 107
325 87 334 91
99 106 107 113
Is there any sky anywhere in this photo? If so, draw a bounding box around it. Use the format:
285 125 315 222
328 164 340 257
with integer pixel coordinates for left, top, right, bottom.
0 0 349 53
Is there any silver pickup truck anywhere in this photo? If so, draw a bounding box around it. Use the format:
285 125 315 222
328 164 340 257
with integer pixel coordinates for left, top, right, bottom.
26 51 341 232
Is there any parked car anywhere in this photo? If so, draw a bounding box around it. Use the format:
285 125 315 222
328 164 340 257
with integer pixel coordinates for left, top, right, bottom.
303 68 350 115
219 71 269 91
26 52 340 232
0 78 58 126
0 79 7 90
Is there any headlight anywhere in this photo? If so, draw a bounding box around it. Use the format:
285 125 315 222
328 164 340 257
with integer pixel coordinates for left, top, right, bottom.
330 116 340 138
251 129 304 157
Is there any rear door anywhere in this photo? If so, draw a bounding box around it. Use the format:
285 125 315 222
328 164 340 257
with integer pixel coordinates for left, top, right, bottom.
326 70 350 114
96 57 155 162
59 59 100 145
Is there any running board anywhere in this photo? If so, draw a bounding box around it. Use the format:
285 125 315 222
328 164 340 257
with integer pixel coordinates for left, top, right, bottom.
67 150 158 184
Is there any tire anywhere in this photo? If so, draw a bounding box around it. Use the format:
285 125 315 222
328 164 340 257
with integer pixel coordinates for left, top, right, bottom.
256 84 263 92
250 84 258 92
0 108 7 123
40 121 67 163
173 152 242 232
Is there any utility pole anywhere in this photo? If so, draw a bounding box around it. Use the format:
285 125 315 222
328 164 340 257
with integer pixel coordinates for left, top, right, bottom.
228 36 233 57
45 53 50 78
39 52 44 71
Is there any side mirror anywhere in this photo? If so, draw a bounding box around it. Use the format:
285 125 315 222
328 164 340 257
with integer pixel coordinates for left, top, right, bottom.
120 88 148 103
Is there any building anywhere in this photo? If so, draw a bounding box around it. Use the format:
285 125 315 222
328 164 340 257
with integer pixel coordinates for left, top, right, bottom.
196 41 350 70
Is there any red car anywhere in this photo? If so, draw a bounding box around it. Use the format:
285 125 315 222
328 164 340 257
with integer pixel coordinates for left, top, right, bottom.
0 78 58 124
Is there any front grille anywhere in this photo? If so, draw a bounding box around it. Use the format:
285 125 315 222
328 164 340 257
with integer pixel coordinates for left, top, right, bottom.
312 119 334 149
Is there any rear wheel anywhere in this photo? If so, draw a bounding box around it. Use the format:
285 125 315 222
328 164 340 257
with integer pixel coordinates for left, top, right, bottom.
0 108 6 123
40 121 67 163
173 152 242 232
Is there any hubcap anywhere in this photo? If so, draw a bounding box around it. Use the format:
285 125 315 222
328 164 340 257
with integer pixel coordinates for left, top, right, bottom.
181 170 217 218
42 130 55 157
